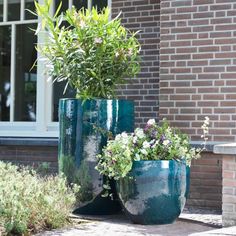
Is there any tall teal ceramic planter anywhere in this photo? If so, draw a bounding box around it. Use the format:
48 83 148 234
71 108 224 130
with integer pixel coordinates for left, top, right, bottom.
116 160 189 224
58 98 134 215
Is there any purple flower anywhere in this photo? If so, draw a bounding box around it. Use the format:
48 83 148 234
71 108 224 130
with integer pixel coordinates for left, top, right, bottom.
160 134 166 143
150 129 158 138
144 124 152 132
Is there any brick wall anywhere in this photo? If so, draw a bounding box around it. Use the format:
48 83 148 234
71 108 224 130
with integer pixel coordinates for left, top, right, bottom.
112 0 160 126
160 0 236 142
187 152 222 210
0 146 58 173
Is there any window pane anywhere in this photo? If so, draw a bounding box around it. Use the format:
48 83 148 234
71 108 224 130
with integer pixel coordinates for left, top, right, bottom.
55 0 68 15
73 0 87 10
14 24 37 121
0 0 3 22
52 82 75 122
25 0 38 20
8 0 20 21
0 26 11 121
92 0 107 11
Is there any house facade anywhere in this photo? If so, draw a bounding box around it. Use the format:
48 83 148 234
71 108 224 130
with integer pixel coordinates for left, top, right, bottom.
0 0 236 217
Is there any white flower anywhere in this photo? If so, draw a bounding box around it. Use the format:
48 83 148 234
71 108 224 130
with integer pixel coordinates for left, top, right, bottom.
143 141 150 149
135 128 145 139
151 139 158 148
115 52 119 58
115 134 121 140
133 136 138 144
147 119 156 126
134 153 140 161
115 132 129 145
163 140 170 146
121 132 128 139
127 48 133 56
94 37 103 44
140 149 148 155
79 20 86 29
150 139 155 145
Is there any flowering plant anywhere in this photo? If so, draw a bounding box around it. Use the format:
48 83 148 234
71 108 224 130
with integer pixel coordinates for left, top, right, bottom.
34 1 140 99
96 117 210 182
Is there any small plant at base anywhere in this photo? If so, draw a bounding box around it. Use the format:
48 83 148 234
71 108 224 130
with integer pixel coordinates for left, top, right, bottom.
0 161 80 235
95 117 210 194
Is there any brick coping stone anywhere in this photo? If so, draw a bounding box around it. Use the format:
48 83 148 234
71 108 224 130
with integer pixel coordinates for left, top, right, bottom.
213 143 236 155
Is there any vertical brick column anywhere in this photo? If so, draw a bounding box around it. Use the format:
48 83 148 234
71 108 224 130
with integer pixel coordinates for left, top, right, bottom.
187 152 222 210
112 0 160 127
214 144 236 226
160 0 236 142
222 155 236 226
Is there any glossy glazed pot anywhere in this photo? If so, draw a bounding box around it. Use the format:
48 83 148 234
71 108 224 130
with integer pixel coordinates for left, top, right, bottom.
116 160 189 224
58 98 134 215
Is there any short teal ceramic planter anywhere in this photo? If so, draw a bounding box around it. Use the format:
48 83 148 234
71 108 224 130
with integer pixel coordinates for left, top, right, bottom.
58 98 134 215
116 160 189 225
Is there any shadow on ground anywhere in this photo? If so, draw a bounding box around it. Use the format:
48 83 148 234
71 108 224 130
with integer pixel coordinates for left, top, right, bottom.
35 212 218 236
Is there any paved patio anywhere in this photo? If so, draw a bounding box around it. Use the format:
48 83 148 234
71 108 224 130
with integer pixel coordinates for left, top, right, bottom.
35 208 236 236
36 217 214 236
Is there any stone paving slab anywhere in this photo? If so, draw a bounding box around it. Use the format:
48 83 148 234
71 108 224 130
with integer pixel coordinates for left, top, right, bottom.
180 208 222 227
36 214 216 236
190 226 236 236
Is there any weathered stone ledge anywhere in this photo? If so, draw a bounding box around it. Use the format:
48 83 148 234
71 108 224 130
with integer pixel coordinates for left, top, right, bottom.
213 143 236 155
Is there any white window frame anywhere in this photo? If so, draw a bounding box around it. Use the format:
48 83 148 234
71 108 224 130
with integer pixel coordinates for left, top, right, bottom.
0 0 111 137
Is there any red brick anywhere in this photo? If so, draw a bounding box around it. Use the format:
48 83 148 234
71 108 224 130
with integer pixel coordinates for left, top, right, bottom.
211 18 232 24
172 1 192 7
193 0 214 5
193 12 214 18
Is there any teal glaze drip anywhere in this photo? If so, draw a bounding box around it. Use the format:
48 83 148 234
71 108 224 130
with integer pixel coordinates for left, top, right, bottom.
116 160 190 225
58 98 134 215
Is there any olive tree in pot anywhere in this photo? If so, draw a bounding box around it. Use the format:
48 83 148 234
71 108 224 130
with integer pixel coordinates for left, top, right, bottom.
96 117 210 224
34 0 140 214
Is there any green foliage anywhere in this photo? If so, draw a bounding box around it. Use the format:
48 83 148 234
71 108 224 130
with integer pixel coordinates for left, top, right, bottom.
36 161 51 175
34 0 141 99
0 161 79 235
96 117 210 182
96 133 133 181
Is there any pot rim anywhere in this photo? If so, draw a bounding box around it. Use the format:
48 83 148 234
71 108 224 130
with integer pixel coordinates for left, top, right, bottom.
132 159 187 164
59 98 134 103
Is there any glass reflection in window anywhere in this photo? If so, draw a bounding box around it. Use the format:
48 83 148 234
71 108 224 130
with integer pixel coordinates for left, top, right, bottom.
0 0 3 22
8 0 20 21
73 0 88 10
0 26 11 121
14 24 37 121
92 0 107 11
52 82 75 122
25 0 38 20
